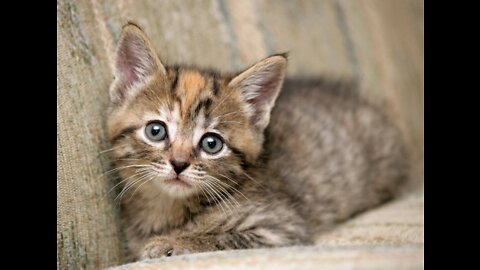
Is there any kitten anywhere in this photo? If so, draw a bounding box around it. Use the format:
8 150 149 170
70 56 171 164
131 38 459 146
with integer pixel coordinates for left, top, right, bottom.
107 23 409 260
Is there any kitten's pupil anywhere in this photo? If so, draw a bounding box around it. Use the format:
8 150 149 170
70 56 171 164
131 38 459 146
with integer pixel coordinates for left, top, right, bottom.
208 139 215 147
207 138 216 148
151 126 161 135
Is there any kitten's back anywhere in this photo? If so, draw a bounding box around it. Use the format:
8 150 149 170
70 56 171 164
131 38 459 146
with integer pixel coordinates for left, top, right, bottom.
265 78 409 232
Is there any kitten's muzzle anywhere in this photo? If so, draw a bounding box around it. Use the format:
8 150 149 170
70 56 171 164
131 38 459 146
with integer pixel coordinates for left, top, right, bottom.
170 159 190 174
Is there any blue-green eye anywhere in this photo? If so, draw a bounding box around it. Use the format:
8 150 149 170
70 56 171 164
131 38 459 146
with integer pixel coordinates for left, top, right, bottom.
200 133 223 154
145 121 167 141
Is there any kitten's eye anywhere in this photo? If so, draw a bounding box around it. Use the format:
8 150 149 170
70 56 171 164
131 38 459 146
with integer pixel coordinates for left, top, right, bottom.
200 133 223 154
145 121 167 141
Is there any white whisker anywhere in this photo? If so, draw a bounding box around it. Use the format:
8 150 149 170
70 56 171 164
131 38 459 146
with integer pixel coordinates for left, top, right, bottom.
202 181 230 217
127 174 157 201
116 172 155 201
101 164 152 177
207 179 240 211
115 158 144 162
202 183 227 218
97 144 128 155
204 179 236 213
107 168 152 195
212 174 250 202
208 178 243 211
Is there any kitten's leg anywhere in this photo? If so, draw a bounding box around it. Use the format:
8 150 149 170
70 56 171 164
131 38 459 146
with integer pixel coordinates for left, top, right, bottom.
141 201 311 259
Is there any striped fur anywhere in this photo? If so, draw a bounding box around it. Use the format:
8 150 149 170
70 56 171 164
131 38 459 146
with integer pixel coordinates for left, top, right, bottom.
106 24 409 261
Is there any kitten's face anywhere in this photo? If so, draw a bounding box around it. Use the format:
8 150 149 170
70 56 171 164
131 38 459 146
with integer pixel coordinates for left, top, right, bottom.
108 69 259 198
107 24 286 199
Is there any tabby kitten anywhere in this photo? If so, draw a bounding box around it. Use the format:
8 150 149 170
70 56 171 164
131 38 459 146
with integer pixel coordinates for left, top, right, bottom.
107 23 409 260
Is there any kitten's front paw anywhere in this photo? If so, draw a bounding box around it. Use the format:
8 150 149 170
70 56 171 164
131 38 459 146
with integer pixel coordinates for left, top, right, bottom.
141 236 192 259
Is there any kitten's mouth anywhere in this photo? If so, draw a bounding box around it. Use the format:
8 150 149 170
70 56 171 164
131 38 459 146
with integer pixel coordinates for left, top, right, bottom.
165 177 191 187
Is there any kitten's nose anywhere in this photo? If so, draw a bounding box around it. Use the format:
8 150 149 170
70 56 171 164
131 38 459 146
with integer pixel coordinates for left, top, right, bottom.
170 159 190 175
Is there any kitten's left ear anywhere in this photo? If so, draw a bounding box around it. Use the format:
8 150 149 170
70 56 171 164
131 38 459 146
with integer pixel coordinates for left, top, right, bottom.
110 23 166 104
229 54 287 131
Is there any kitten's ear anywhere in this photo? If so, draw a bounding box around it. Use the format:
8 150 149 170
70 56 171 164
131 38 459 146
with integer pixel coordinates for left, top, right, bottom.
110 23 166 104
229 54 287 131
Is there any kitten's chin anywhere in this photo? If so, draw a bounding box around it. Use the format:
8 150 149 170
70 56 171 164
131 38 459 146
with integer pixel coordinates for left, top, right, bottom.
160 177 197 199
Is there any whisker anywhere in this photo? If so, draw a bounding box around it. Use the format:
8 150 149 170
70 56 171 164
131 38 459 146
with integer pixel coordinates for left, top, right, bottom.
122 171 152 196
212 174 250 202
206 178 242 210
202 181 230 217
97 144 128 156
199 184 229 220
116 172 155 201
107 168 152 195
242 172 268 191
196 183 211 204
201 183 227 218
101 164 152 177
127 174 157 201
114 158 144 162
202 181 226 211
216 173 239 185
204 179 236 213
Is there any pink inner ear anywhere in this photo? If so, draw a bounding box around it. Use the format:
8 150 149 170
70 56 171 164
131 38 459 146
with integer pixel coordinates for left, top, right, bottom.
114 32 158 101
114 48 140 100
247 74 282 124
116 36 144 87
117 51 140 87
249 76 279 107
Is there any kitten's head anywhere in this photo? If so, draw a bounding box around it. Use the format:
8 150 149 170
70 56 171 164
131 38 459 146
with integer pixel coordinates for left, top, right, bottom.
107 23 286 199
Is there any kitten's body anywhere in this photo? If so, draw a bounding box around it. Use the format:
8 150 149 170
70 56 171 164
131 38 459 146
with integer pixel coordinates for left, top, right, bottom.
107 24 409 260
267 79 408 232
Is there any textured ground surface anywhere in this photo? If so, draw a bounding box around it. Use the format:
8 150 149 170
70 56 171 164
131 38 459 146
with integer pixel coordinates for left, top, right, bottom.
107 192 424 270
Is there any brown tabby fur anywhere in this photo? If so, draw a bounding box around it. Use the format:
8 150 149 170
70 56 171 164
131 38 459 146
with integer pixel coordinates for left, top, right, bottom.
106 23 409 261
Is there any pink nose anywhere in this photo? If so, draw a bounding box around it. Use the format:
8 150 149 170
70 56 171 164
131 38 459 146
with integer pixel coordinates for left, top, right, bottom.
170 159 190 174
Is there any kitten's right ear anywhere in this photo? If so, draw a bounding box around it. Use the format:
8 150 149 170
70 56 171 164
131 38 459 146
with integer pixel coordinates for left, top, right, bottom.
229 54 287 132
110 23 166 104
